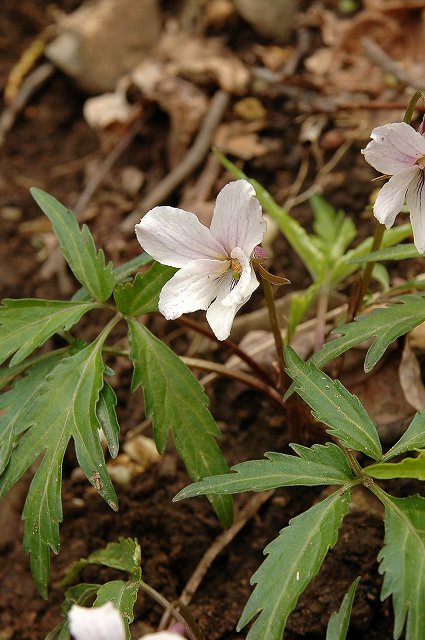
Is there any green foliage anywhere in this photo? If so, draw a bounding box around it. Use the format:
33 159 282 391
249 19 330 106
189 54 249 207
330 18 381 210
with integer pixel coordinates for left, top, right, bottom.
0 299 97 366
311 294 425 373
351 243 420 263
377 493 425 640
31 188 116 302
174 443 354 499
384 409 425 459
284 347 382 460
47 538 141 640
326 577 360 640
96 382 120 459
0 355 61 474
127 318 233 527
366 450 425 480
238 490 351 640
114 262 176 315
0 331 118 596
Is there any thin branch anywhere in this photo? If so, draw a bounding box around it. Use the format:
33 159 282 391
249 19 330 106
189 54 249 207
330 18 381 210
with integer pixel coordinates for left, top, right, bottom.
174 314 274 385
0 63 55 148
362 37 425 90
182 357 285 410
120 90 230 235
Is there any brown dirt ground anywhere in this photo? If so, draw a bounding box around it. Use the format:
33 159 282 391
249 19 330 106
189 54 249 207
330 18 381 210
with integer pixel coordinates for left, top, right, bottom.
1 1 423 639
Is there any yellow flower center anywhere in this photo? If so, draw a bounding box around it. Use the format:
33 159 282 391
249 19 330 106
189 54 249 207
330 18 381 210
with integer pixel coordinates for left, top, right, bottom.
416 156 425 169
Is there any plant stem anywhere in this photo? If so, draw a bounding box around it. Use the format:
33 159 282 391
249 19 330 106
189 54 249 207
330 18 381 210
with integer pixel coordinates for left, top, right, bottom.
313 285 329 353
259 272 286 392
360 221 386 302
169 313 274 385
403 90 425 124
182 357 286 409
139 579 204 640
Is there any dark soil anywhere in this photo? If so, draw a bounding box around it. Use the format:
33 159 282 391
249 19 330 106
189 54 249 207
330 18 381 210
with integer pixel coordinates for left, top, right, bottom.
0 1 422 639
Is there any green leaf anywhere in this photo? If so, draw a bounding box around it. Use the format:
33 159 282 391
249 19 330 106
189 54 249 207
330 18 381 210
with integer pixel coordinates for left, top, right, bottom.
114 252 153 280
285 347 382 459
330 224 412 285
86 538 141 573
311 294 425 373
0 332 118 596
310 195 356 259
326 577 360 640
377 493 425 640
96 382 120 459
238 489 351 640
350 243 420 263
72 252 154 302
31 188 116 302
0 299 97 366
174 443 354 500
214 150 324 279
127 318 233 527
0 354 62 474
371 263 390 291
114 263 176 316
95 579 140 639
366 451 425 480
385 410 425 459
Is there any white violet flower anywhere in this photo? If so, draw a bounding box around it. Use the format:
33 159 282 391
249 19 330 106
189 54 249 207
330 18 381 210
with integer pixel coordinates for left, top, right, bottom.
135 180 267 340
362 121 425 253
68 602 184 640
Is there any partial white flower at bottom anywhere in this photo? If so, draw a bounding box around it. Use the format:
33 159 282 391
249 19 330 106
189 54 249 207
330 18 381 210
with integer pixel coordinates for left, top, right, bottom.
135 180 267 340
68 603 184 640
362 121 425 253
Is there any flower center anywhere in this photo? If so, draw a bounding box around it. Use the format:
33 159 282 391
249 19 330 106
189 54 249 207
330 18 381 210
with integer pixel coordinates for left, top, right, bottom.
416 156 425 169
229 258 242 290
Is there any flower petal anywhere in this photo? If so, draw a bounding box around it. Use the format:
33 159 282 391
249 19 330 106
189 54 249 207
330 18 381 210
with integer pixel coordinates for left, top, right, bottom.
206 269 259 340
221 247 252 307
68 603 125 640
407 170 425 253
373 166 419 228
135 207 226 268
362 122 425 175
210 180 266 257
158 259 229 320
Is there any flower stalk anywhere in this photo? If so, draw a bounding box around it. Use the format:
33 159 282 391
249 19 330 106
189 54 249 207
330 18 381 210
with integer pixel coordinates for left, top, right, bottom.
258 271 286 393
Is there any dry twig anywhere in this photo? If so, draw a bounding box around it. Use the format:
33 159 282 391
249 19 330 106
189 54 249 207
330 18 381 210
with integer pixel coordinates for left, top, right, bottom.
120 90 230 235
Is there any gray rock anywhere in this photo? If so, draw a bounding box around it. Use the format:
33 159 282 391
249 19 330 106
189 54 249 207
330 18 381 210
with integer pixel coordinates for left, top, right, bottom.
46 0 161 92
233 0 298 42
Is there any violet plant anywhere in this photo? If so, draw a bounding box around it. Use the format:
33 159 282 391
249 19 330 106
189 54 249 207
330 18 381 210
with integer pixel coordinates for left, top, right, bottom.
1 92 425 639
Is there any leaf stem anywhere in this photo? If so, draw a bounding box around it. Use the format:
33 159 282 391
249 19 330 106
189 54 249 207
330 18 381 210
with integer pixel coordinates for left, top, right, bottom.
259 271 286 392
169 314 274 385
182 357 286 409
139 579 204 640
403 90 425 124
349 221 385 321
313 285 329 353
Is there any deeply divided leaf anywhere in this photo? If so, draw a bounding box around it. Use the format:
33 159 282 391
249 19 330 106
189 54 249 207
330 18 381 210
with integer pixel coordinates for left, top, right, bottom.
378 494 425 640
0 354 63 474
31 189 116 301
114 263 176 316
175 443 354 500
238 490 351 640
127 318 233 527
312 295 425 373
0 299 97 366
0 336 118 596
95 580 140 639
285 347 382 460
